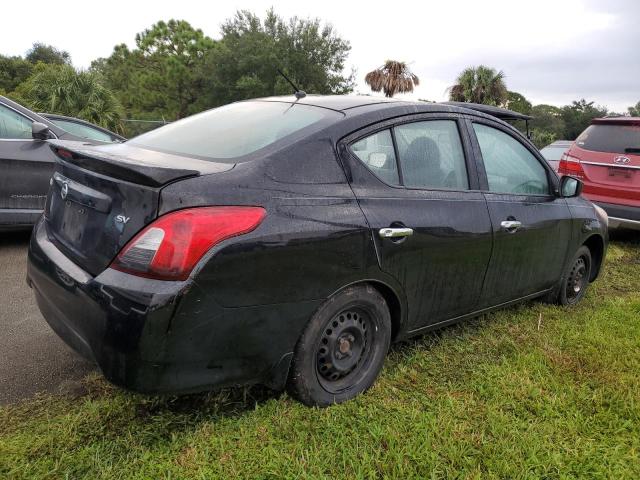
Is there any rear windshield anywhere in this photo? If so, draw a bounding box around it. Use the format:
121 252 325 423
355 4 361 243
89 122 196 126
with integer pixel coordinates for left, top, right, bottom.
576 124 640 154
128 101 341 162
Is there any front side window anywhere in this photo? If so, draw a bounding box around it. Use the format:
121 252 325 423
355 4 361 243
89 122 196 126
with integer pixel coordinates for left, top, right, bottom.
394 120 469 190
129 101 342 162
0 104 32 139
351 129 400 185
473 123 549 195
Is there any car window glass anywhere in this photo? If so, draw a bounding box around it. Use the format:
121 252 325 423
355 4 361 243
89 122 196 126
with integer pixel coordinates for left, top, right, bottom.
351 129 400 185
0 104 32 139
129 101 341 162
394 120 469 190
51 118 115 143
473 123 549 195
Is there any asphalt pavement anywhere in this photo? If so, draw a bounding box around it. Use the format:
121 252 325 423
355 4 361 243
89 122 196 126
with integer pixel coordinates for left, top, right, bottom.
0 230 94 405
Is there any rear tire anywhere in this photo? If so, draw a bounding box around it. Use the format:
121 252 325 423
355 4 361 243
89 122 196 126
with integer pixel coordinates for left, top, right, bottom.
288 285 391 407
545 246 592 306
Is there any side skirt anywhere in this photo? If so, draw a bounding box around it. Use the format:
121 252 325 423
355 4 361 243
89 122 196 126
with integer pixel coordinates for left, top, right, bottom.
404 289 551 338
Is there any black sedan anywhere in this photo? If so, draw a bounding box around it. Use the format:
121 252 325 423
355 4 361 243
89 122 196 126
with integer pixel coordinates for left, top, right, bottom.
27 96 608 406
0 96 122 229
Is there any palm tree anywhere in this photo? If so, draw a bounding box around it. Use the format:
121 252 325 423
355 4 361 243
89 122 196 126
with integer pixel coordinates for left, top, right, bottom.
365 60 419 98
449 65 508 106
17 64 124 133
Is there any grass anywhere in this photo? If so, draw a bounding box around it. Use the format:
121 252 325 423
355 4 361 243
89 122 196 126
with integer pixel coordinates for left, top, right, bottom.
1 233 639 479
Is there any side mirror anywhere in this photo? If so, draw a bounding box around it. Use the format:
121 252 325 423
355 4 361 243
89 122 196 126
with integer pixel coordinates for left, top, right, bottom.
560 175 583 198
32 122 52 141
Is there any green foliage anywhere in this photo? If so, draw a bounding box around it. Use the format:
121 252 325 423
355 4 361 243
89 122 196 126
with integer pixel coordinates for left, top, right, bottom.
629 101 640 117
92 20 216 121
212 9 354 103
92 11 354 121
16 64 124 132
529 128 557 149
449 65 508 106
560 99 608 140
0 55 33 92
1 238 639 478
25 42 71 65
506 91 532 115
530 104 566 142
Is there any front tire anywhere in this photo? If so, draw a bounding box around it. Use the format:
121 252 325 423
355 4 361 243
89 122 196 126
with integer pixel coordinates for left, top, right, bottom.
288 285 391 407
546 245 592 306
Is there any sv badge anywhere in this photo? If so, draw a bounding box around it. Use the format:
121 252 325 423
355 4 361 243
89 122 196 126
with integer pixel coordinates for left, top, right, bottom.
115 214 131 225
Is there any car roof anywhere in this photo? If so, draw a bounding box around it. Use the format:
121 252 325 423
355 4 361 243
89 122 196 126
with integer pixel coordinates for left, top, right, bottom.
442 102 533 121
256 94 402 112
544 140 573 148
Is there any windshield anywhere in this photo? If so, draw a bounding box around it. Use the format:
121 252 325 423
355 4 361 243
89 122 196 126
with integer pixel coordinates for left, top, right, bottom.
576 124 640 154
128 101 342 162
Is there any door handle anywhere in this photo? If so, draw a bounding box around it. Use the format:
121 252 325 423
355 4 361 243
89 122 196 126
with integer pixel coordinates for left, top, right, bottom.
379 227 414 239
500 220 522 232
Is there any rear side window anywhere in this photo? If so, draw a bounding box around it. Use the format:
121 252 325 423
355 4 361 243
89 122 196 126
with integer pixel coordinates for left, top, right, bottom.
51 119 116 143
129 101 341 162
0 104 32 139
395 120 469 189
473 123 549 195
351 129 400 185
576 124 640 154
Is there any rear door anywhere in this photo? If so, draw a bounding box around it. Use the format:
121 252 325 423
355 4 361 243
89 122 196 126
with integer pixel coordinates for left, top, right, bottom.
0 102 56 226
343 114 493 331
469 120 572 307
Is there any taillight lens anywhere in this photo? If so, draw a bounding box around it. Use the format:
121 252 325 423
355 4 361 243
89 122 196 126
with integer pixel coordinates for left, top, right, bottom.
111 206 266 281
558 152 585 178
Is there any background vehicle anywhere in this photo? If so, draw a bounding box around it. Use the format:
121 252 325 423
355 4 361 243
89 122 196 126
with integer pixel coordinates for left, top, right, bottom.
540 140 572 171
0 96 116 229
559 117 640 230
41 113 125 143
27 96 607 406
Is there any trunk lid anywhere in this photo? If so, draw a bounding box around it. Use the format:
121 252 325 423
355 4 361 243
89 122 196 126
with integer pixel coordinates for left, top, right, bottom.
44 141 234 276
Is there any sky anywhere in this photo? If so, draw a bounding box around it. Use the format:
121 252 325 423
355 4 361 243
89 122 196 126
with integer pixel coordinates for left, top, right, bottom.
2 0 638 112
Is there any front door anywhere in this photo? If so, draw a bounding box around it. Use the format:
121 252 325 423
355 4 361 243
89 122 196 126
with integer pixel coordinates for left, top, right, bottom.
469 121 572 307
0 103 55 226
344 115 493 330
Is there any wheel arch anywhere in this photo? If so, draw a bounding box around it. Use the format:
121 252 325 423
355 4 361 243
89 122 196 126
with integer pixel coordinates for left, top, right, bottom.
583 234 605 281
328 279 406 342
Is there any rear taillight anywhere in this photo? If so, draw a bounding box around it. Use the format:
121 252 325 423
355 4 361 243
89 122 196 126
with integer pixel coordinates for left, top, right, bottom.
111 206 266 281
558 152 585 178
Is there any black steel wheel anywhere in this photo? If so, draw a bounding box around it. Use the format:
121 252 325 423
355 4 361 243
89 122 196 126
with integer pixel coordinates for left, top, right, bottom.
551 245 592 306
288 285 391 406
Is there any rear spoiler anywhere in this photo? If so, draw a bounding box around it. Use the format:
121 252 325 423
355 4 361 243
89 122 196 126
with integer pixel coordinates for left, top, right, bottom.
48 140 231 188
592 117 640 126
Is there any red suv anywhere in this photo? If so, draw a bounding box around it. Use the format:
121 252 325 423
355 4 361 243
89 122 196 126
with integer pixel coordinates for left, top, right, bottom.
559 117 640 230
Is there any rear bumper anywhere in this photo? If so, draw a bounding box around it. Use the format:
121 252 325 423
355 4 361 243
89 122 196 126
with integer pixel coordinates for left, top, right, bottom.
27 218 317 393
593 201 640 231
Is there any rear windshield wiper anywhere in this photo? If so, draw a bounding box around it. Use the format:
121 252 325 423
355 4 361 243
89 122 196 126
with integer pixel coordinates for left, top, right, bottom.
625 147 640 154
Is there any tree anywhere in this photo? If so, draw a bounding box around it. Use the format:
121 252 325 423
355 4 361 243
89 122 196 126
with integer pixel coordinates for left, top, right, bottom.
629 101 640 117
93 20 217 121
506 91 532 115
0 55 33 92
449 65 508 106
25 42 71 65
16 63 124 132
560 99 608 140
530 104 565 140
212 9 355 103
364 60 419 98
